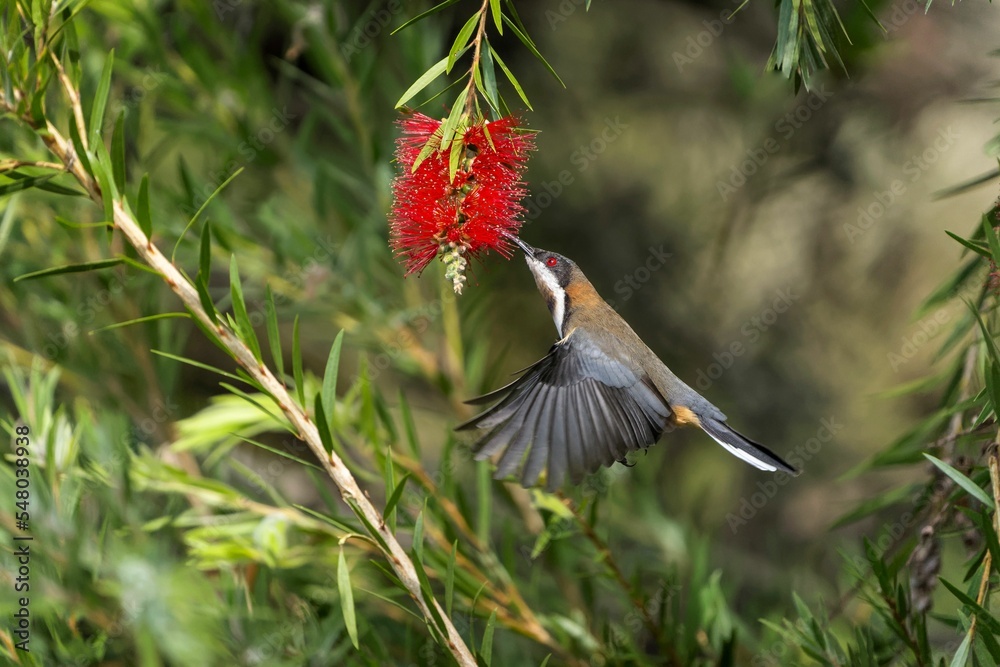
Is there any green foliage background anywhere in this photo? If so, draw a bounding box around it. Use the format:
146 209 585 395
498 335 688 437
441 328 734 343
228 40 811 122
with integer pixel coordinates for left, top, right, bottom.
2 0 1000 665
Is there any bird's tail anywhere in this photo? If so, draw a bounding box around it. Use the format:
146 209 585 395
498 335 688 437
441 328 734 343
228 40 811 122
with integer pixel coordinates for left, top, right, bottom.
698 418 799 475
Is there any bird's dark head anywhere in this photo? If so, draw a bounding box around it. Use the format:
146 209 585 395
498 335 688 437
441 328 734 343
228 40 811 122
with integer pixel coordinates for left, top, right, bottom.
509 236 588 337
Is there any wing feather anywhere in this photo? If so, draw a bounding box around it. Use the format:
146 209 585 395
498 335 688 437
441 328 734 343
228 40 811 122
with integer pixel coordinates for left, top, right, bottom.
460 330 672 489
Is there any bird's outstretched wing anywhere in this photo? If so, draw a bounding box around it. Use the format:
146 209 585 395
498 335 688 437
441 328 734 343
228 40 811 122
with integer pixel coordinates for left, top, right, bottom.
456 330 671 490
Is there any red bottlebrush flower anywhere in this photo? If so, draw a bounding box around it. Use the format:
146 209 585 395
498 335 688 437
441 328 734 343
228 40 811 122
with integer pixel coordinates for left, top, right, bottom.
389 112 535 292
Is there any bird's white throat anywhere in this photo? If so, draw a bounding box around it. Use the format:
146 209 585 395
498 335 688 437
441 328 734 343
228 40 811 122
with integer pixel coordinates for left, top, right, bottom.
525 256 566 337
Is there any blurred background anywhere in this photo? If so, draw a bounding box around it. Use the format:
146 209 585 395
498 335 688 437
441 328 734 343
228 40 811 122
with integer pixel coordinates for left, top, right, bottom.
2 0 1000 664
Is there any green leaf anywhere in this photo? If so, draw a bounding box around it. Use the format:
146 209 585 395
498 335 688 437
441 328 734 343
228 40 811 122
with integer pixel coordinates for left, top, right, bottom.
391 0 463 34
265 285 284 380
91 142 117 223
321 330 345 433
111 111 125 192
983 213 1000 264
293 315 305 408
501 15 564 87
0 173 59 197
150 350 243 383
934 168 1000 200
89 312 189 335
445 540 457 618
413 508 425 564
398 391 421 457
14 257 125 282
2 171 84 197
447 13 480 74
88 48 114 149
480 42 501 114
477 460 491 545
943 631 968 667
229 255 262 362
137 174 152 237
945 231 991 259
67 111 92 176
940 578 1000 635
383 473 412 525
924 454 994 508
489 46 532 110
198 219 212 280
480 608 497 666
490 0 503 34
232 434 321 471
395 56 449 109
337 548 360 650
314 393 334 455
196 274 218 325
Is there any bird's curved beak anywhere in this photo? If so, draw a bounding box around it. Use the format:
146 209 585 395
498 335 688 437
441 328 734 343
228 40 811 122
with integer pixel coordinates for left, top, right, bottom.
509 235 536 256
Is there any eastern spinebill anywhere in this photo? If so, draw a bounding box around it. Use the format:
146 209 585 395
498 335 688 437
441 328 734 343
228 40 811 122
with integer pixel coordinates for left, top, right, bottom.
457 238 799 490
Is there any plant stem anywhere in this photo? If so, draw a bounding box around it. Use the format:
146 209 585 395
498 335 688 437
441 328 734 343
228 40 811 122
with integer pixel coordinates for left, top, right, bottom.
6 81 478 667
463 0 492 119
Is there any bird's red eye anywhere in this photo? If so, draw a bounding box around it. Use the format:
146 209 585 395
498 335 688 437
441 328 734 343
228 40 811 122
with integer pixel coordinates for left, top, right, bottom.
545 256 558 267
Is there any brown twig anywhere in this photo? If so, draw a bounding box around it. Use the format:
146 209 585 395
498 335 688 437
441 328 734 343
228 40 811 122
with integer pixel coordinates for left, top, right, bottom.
462 0 492 119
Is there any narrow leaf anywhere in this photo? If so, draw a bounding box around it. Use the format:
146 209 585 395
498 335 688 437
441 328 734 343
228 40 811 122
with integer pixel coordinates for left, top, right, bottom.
265 285 284 380
293 315 305 408
0 173 59 197
383 473 412 522
88 48 115 148
945 230 991 259
196 275 219 324
396 56 450 109
983 213 1000 265
314 394 334 455
445 540 457 618
490 46 532 110
111 111 125 192
321 330 345 432
481 608 497 666
229 255 262 363
14 258 125 282
447 13 480 74
490 0 503 33
198 219 212 280
391 0 463 34
501 15 564 87
924 454 994 508
337 548 360 649
90 312 189 335
137 174 152 237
